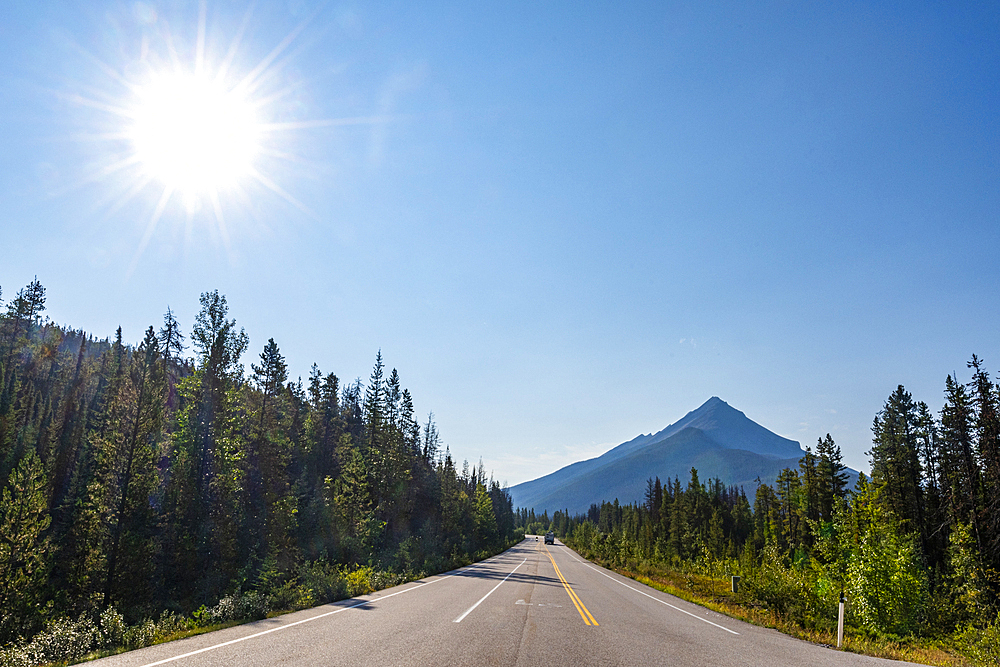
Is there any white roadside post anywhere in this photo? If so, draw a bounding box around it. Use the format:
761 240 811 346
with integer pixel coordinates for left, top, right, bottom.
837 592 845 648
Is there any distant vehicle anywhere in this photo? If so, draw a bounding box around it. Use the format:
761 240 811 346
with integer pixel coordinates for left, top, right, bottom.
544 532 555 545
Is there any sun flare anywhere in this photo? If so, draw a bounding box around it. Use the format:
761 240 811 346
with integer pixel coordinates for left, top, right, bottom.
65 2 381 273
128 71 260 196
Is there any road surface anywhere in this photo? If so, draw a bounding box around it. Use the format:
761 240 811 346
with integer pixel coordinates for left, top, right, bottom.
91 537 923 666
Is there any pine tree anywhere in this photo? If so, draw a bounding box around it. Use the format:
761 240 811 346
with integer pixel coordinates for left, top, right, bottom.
245 338 290 561
0 449 50 636
165 290 248 599
798 445 821 543
816 434 849 522
967 356 1000 570
939 374 981 548
157 307 185 365
870 385 926 551
774 467 801 553
92 326 165 608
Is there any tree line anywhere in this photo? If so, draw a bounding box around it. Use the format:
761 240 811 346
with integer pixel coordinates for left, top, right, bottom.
549 369 1000 640
0 279 517 646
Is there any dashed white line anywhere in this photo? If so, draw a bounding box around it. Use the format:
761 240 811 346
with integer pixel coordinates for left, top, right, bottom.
135 560 491 667
453 557 528 623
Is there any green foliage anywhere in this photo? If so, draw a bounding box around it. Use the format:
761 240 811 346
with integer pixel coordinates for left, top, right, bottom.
97 607 126 648
955 612 1000 666
846 517 928 636
344 566 374 597
948 521 992 622
209 591 271 623
0 449 50 636
297 561 348 604
0 282 519 656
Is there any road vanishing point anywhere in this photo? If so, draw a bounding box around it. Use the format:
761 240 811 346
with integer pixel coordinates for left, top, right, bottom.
92 538 922 666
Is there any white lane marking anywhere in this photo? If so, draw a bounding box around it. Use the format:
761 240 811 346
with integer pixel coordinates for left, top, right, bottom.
577 560 740 635
134 561 492 667
453 557 528 623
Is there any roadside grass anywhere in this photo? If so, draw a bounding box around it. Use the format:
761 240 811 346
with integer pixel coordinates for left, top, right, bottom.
602 560 968 667
68 621 248 666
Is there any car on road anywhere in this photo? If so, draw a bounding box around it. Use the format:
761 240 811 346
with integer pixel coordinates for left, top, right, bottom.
544 531 555 545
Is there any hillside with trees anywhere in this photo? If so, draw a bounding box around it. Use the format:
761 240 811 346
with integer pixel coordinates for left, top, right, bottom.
541 374 1000 664
0 279 517 662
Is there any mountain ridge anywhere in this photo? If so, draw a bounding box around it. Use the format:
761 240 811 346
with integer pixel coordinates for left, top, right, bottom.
510 397 858 514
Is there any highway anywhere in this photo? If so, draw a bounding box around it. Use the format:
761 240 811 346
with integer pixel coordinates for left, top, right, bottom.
91 538 922 666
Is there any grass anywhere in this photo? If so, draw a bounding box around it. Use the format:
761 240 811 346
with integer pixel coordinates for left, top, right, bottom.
600 561 969 667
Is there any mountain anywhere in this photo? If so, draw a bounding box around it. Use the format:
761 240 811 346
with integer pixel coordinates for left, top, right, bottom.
509 397 858 514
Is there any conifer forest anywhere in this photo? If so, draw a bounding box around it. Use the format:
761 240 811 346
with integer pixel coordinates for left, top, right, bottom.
0 279 518 658
1 276 999 665
541 371 1000 661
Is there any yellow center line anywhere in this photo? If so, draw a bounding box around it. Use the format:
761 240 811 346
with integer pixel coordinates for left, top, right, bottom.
543 543 599 626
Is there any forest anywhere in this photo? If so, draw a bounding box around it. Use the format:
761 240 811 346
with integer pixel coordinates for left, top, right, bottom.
0 279 519 664
3 275 999 665
540 370 1000 663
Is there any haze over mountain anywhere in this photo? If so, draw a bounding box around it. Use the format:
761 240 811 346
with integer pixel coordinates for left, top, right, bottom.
510 397 859 514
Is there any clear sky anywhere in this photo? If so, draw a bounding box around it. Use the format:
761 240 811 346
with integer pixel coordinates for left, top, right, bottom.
1 1 998 486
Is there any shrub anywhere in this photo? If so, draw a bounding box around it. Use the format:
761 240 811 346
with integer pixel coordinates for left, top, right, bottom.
123 619 156 650
738 545 801 616
298 562 347 604
847 522 927 636
154 610 191 638
344 566 373 597
0 646 32 667
269 581 314 612
209 590 270 624
955 612 1000 667
22 616 99 664
369 570 407 591
98 607 126 648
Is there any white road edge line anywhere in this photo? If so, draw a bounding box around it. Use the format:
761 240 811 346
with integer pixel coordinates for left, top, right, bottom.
577 560 740 635
453 557 528 623
135 561 492 667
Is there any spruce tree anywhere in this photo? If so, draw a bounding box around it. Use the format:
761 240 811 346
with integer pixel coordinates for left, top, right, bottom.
870 385 926 551
0 449 50 638
816 434 849 522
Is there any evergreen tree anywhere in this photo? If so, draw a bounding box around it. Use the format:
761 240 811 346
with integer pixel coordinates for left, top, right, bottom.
816 434 849 522
0 449 50 636
967 355 1000 570
939 374 982 549
91 326 165 608
870 385 926 550
798 445 820 546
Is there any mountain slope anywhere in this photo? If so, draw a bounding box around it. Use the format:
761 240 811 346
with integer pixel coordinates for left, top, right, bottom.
510 398 858 514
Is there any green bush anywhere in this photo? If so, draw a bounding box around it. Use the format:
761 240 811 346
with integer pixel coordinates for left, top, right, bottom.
298 562 347 604
955 612 1000 667
269 580 315 611
154 610 191 638
738 545 803 616
369 570 407 591
123 619 156 650
16 616 99 665
344 566 374 597
209 590 270 624
847 522 927 636
98 607 126 648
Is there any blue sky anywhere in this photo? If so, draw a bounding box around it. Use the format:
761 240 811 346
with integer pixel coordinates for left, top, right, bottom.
1 1 998 485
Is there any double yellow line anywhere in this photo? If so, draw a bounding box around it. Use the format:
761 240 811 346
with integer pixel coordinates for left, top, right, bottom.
542 543 598 626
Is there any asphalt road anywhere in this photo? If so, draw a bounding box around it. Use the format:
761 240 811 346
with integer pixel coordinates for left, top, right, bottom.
91 537 924 666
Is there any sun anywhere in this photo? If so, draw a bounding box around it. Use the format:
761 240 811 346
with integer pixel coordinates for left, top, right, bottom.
62 2 381 273
127 71 261 197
